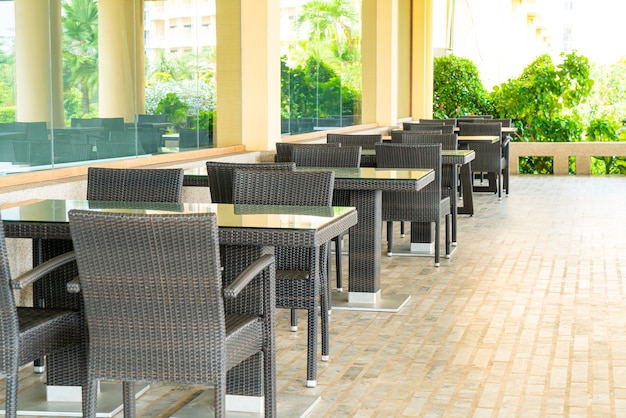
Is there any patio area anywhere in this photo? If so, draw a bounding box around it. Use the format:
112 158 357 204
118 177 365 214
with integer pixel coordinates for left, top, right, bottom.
7 174 626 417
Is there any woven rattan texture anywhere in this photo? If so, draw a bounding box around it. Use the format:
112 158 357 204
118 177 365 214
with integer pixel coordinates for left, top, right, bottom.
68 210 276 417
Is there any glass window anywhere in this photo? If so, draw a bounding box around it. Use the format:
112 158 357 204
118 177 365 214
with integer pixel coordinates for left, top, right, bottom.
0 0 217 175
279 0 362 136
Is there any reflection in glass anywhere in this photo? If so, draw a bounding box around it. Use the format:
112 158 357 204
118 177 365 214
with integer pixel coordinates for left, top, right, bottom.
0 0 217 175
280 0 362 136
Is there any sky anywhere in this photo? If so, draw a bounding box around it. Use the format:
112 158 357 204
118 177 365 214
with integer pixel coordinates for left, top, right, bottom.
544 0 626 65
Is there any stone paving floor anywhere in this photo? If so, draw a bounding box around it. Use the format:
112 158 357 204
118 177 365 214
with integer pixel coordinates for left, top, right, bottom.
5 175 626 417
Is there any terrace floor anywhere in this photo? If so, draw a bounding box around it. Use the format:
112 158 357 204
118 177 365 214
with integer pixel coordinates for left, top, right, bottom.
6 174 626 417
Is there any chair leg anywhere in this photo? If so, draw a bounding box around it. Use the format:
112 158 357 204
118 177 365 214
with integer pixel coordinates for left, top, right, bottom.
445 214 451 258
320 271 330 363
400 221 405 238
122 381 136 418
5 374 18 418
335 235 343 292
214 376 227 418
290 309 298 332
306 306 318 387
498 171 502 200
434 219 440 267
386 222 393 256
82 378 99 418
263 345 277 418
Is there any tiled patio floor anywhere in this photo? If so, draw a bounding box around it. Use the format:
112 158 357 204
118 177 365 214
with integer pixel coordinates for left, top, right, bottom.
6 175 626 417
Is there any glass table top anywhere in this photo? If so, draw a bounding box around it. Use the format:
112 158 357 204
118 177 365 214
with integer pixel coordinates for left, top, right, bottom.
0 200 355 231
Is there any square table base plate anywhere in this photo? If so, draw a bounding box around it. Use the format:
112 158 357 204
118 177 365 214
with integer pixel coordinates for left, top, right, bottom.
387 242 457 259
331 291 411 312
171 391 320 418
0 382 149 417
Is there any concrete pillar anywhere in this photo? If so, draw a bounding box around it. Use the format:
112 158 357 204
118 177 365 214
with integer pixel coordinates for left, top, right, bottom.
411 0 434 119
99 0 146 121
15 0 64 126
362 0 399 126
216 0 281 151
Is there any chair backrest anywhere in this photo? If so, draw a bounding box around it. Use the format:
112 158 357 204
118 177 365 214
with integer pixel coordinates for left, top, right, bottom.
376 143 442 194
71 118 101 128
392 132 458 150
137 114 168 123
178 128 211 148
275 142 340 162
98 117 125 135
418 118 457 127
326 133 382 150
0 217 18 373
392 129 442 144
25 122 48 141
457 121 502 137
291 145 362 168
489 118 512 127
232 170 334 207
86 167 184 202
68 210 227 383
206 161 296 203
457 122 503 172
404 123 455 134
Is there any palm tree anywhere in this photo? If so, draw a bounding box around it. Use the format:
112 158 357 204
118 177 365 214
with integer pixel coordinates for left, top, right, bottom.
62 0 99 116
296 0 360 61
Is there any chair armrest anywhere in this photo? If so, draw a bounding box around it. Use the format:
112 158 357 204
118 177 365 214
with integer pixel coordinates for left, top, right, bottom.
11 251 76 290
223 254 275 299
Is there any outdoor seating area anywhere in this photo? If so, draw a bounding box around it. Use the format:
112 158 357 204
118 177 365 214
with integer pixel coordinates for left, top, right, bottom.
0 112 624 418
2 174 626 416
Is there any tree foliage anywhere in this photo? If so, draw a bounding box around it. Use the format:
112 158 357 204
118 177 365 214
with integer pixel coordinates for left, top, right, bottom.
490 51 593 143
62 0 99 117
281 56 360 123
432 55 492 118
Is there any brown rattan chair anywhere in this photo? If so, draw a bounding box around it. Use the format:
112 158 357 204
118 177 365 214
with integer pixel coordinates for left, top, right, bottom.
0 217 82 418
205 161 296 203
232 170 334 388
457 121 506 199
68 210 277 418
376 143 451 266
290 145 362 294
86 167 184 203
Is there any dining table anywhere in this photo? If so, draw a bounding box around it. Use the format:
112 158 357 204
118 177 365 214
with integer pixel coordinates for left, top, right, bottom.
455 135 500 214
1 199 357 416
185 166 435 313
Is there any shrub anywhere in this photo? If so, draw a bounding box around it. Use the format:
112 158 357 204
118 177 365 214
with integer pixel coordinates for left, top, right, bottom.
432 55 492 118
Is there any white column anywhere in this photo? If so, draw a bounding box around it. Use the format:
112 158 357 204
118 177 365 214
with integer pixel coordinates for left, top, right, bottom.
15 0 64 126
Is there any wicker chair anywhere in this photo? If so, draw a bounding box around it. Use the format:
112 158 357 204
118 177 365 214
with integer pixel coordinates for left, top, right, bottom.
0 217 82 418
457 121 506 199
290 145 362 294
274 142 340 163
68 210 276 418
395 133 459 242
205 161 295 203
326 133 381 167
402 123 455 134
376 143 451 266
86 167 184 203
418 118 457 127
232 170 334 388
